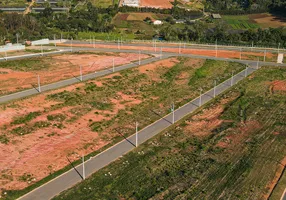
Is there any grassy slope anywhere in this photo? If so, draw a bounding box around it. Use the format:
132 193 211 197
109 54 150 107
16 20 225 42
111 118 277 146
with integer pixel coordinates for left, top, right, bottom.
52 66 286 200
3 58 246 199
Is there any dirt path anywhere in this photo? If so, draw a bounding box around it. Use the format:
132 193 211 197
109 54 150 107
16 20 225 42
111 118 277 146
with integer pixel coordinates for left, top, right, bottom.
24 0 35 15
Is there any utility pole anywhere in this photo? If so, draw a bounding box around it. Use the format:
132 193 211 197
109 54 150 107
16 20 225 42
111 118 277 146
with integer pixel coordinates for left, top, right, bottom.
16 33 19 45
199 88 202 107
251 41 254 51
171 103 175 124
135 122 138 147
80 66 83 81
257 58 259 69
112 58 115 72
215 39 218 57
138 51 141 65
213 80 217 98
231 70 234 86
245 66 248 77
54 34 56 47
82 156 85 180
37 75 41 92
264 50 266 62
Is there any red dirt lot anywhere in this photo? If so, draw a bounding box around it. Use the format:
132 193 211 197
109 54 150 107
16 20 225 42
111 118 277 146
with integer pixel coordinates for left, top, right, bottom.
57 43 275 61
140 0 174 9
0 58 178 191
0 52 149 95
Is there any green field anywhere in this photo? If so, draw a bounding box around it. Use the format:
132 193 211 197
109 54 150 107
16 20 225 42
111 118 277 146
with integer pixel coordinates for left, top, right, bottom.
77 31 136 41
0 0 27 7
88 0 119 8
223 15 260 30
51 66 286 199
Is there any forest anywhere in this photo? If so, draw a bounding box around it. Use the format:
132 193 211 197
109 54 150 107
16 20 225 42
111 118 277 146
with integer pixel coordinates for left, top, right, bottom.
0 0 285 47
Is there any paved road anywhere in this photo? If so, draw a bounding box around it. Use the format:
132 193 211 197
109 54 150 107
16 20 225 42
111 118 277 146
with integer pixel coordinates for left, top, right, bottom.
19 66 256 200
0 55 167 104
0 50 70 62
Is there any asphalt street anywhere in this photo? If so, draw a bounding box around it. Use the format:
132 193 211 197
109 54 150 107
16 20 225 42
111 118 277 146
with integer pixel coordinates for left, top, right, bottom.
19 66 256 200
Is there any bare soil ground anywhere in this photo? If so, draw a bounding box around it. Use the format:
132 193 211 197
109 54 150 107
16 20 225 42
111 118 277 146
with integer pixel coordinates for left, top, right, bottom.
140 0 174 9
249 13 286 28
0 52 149 95
0 58 179 190
57 43 276 61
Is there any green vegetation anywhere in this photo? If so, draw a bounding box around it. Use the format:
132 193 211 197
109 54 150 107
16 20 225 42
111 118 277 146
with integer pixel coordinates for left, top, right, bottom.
0 0 27 7
52 66 286 200
89 0 119 8
223 15 260 29
11 111 41 125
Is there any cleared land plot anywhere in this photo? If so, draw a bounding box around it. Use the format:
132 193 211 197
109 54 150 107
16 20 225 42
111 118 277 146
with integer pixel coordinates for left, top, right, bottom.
51 66 286 200
223 15 260 30
1 58 246 197
0 52 149 95
140 0 174 9
249 13 286 28
57 43 279 62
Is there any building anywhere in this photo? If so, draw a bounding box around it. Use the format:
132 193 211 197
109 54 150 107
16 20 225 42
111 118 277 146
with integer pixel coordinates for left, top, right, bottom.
153 20 163 25
212 14 222 19
122 0 139 7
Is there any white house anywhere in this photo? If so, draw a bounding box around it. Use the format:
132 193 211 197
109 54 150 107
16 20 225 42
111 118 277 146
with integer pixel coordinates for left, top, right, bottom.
153 20 163 25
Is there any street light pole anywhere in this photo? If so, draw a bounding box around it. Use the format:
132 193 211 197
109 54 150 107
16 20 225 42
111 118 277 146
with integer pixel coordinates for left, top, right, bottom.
264 50 266 62
113 58 115 72
171 103 175 124
257 58 259 69
199 89 202 107
80 65 83 81
135 122 138 147
37 75 41 92
82 156 85 180
213 80 216 98
139 51 141 65
231 70 234 86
